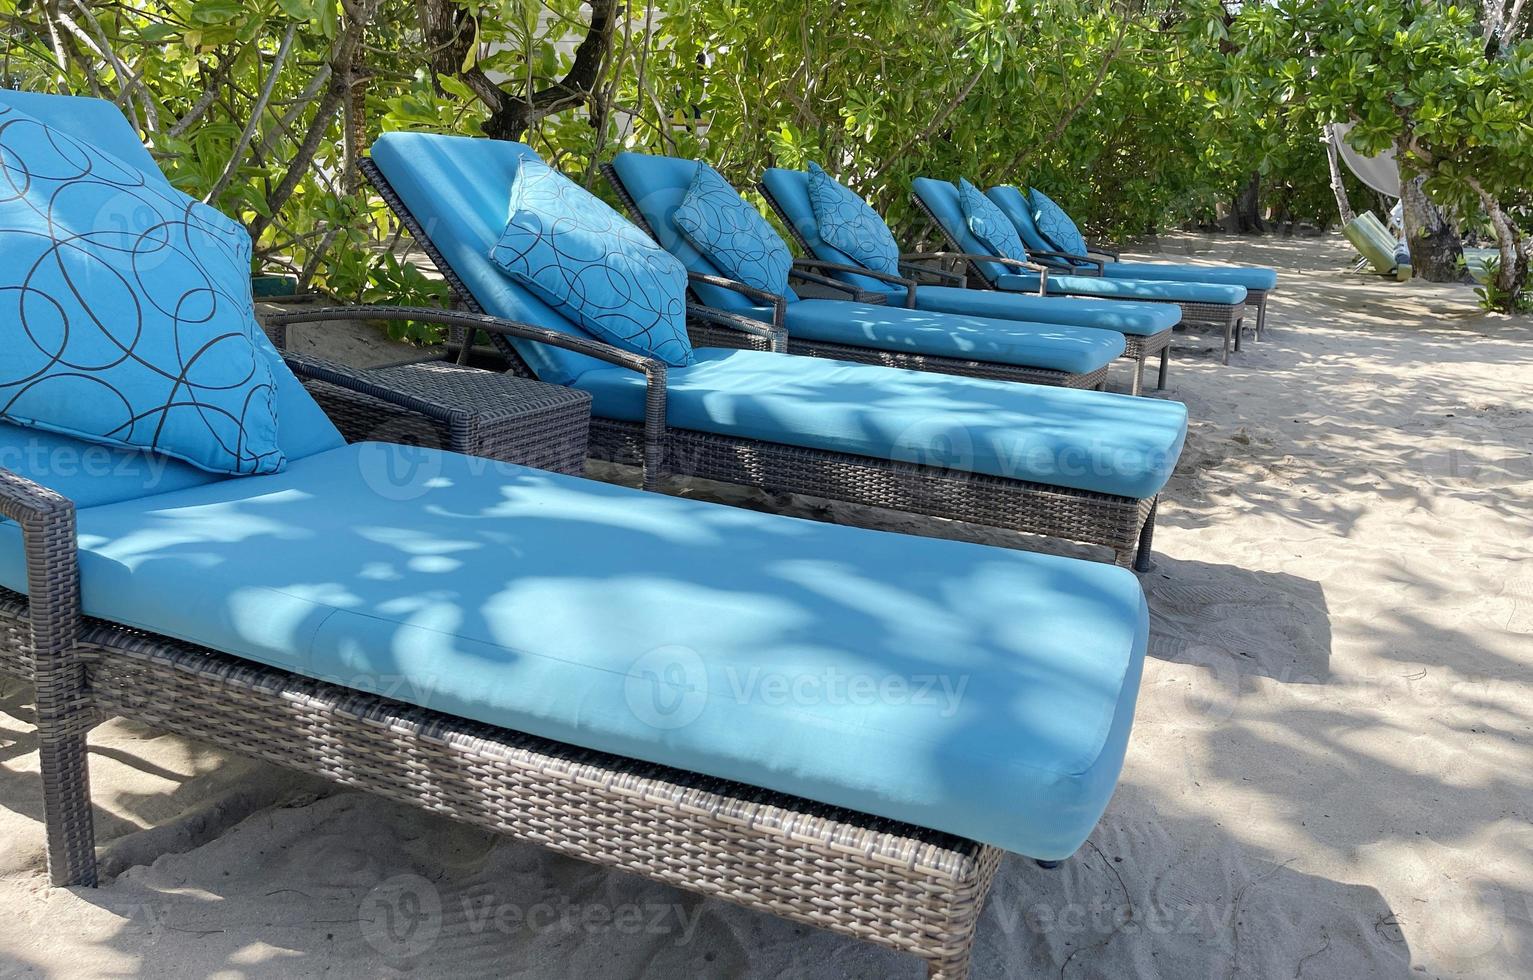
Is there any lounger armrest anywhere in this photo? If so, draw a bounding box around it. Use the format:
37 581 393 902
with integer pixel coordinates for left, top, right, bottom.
789 258 917 309
686 272 786 329
0 467 83 667
1031 250 1105 274
1087 245 1119 262
265 305 669 490
281 351 477 429
787 266 865 298
895 256 966 285
901 252 1052 295
686 303 788 353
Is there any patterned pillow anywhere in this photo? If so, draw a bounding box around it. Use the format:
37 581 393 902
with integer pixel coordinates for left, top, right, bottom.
806 162 900 276
1029 188 1089 258
490 157 693 367
0 105 282 476
672 162 791 295
958 177 1028 262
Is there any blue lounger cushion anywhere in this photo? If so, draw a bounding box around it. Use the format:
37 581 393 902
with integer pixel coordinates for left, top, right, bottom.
773 299 1124 374
0 442 1148 861
1097 262 1277 293
995 272 1247 306
904 286 1177 338
370 132 616 386
986 186 1278 293
0 91 345 474
571 348 1185 499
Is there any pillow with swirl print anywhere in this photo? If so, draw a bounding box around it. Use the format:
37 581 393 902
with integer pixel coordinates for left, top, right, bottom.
806 162 901 277
490 156 693 367
0 105 281 476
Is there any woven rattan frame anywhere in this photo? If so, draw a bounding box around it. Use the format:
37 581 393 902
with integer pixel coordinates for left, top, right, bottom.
602 164 1112 392
354 158 1160 567
0 506 1003 978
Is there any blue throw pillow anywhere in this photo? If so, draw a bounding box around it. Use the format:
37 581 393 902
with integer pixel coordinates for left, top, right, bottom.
958 177 1028 262
1029 188 1089 258
0 105 282 476
806 162 901 276
672 162 791 295
489 157 693 368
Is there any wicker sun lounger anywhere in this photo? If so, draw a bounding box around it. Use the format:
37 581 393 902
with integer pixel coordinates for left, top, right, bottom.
755 170 1179 396
2 91 1157 980
2 395 1011 980
985 184 1277 340
598 165 1118 391
909 180 1249 364
359 144 1184 570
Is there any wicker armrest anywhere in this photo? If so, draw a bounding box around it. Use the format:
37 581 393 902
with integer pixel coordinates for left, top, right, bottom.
1087 245 1119 262
901 251 1051 295
686 303 788 353
896 256 966 285
265 305 669 490
687 272 786 329
282 351 470 429
1031 249 1105 274
0 467 82 664
789 258 917 309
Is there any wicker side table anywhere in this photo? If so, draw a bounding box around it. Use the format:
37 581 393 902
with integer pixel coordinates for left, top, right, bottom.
303 360 593 477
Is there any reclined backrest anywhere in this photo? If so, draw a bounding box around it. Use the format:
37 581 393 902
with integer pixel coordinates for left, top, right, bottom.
0 91 344 506
369 132 620 385
985 185 1057 256
759 167 904 297
909 176 1013 284
607 152 797 313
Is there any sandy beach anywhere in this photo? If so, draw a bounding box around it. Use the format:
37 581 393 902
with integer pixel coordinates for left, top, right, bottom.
2 232 1529 978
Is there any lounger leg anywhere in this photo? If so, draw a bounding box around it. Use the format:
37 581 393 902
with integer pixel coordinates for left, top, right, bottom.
1133 498 1158 573
1222 322 1231 365
1256 296 1268 339
1234 316 1243 353
1131 355 1145 397
38 729 97 887
1157 346 1170 390
926 945 976 980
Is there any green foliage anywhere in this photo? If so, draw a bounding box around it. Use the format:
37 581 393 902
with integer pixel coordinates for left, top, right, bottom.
7 0 1524 321
1224 0 1532 308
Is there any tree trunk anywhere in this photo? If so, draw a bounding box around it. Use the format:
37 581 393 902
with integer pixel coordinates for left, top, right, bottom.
1231 171 1263 233
1322 124 1355 225
1471 181 1529 310
1398 170 1463 282
414 0 619 143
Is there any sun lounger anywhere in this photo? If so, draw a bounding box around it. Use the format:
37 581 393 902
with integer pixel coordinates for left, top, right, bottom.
0 91 1153 980
600 154 1133 389
758 166 1178 394
985 184 1278 338
911 177 1250 364
365 133 1188 568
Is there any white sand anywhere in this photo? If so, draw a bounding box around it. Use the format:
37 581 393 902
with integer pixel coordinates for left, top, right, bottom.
2 233 1529 978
